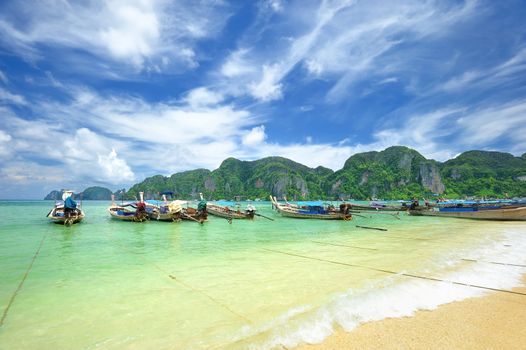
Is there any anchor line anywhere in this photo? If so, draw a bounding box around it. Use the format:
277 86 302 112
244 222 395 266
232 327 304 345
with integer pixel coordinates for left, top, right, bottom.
262 248 526 297
1 232 48 327
105 229 252 324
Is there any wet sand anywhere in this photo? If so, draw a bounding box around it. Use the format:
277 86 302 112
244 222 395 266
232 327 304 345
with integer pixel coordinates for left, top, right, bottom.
296 275 526 350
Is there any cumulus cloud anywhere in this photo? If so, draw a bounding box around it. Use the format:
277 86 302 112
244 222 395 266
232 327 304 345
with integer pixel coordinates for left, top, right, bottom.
242 125 267 146
98 149 135 182
98 2 160 67
184 87 224 107
248 64 284 101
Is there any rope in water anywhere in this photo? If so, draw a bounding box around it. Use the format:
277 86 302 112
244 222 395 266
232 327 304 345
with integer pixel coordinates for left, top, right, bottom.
311 237 523 267
105 228 252 324
461 258 526 268
0 232 48 327
310 240 378 251
355 225 388 231
262 248 526 297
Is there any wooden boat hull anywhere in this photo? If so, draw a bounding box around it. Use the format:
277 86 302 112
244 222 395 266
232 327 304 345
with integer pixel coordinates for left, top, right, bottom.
277 209 351 220
108 207 148 222
271 196 351 220
181 208 208 223
207 204 255 220
149 212 183 221
47 207 84 225
408 206 526 221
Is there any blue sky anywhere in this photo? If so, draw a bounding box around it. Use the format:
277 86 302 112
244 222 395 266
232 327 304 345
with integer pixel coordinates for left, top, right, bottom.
1 0 526 198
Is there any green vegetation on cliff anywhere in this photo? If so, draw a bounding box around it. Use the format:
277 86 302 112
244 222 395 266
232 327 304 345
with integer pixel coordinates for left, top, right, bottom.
110 147 526 201
126 157 333 200
441 151 526 198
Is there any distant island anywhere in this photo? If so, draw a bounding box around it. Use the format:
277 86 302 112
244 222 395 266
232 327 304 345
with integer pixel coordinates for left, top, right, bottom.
45 146 526 201
44 186 115 200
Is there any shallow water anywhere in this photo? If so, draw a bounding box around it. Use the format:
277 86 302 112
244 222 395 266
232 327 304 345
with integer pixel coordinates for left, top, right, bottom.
0 201 525 349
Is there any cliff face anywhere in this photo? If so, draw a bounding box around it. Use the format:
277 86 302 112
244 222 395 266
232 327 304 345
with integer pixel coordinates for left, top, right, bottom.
418 162 445 194
327 146 439 199
122 147 526 200
44 190 62 200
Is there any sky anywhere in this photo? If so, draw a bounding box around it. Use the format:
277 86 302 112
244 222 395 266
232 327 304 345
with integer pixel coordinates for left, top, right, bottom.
0 0 526 199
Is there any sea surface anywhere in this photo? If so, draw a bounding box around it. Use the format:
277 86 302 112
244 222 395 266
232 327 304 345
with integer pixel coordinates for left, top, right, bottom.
1 200 525 349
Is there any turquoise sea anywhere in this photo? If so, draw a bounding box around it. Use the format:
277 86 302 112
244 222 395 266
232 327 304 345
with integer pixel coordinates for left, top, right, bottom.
1 200 525 349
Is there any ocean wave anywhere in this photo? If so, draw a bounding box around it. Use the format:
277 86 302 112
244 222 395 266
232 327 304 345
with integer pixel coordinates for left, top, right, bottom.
246 229 526 350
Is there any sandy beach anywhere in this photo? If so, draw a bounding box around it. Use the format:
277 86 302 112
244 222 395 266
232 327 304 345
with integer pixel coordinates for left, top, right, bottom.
296 275 526 350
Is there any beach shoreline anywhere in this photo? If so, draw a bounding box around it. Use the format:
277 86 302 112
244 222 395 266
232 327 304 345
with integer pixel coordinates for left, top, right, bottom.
295 275 526 350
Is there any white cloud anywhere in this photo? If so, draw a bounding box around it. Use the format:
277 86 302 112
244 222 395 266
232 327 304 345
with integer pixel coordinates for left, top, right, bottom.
0 129 12 157
265 0 284 13
98 2 159 67
248 64 283 101
437 47 526 93
456 100 526 146
0 69 8 84
221 49 255 78
0 0 231 72
45 71 63 88
185 87 224 107
220 0 479 102
0 87 27 105
0 129 11 142
242 125 267 146
1 109 135 187
98 149 135 182
378 77 398 85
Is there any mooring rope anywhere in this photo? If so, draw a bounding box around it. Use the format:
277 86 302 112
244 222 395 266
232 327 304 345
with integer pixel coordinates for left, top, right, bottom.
1 232 48 327
379 235 432 241
262 248 526 297
310 240 378 251
461 258 526 268
313 237 526 269
167 274 252 324
356 225 388 231
105 229 252 324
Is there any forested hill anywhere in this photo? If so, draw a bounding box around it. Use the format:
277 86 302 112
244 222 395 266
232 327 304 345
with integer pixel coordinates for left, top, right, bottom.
44 186 113 200
125 146 526 200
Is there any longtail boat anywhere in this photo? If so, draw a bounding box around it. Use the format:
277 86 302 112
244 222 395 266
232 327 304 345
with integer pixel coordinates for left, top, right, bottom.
180 200 208 223
46 190 85 225
146 195 185 222
408 204 526 221
207 203 256 220
108 192 149 222
270 196 352 220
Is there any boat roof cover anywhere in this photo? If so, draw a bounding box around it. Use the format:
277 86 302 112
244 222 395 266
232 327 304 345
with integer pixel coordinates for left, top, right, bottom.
62 190 74 201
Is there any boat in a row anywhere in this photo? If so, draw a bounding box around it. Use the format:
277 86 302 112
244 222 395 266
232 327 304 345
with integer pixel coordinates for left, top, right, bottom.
46 190 85 225
47 190 526 225
408 200 526 221
206 202 257 220
108 193 208 223
270 196 353 220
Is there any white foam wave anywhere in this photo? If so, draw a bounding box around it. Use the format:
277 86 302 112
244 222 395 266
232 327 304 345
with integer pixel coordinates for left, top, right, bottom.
249 229 526 350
